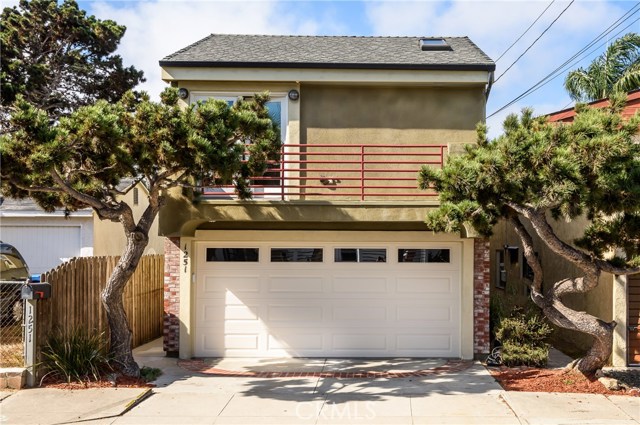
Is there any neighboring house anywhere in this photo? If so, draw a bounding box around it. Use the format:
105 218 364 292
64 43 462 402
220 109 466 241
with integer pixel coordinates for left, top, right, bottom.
159 34 495 360
0 197 94 274
490 90 640 367
0 181 164 275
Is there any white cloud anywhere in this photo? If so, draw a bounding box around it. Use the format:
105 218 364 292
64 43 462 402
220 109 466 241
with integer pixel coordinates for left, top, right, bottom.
89 0 320 97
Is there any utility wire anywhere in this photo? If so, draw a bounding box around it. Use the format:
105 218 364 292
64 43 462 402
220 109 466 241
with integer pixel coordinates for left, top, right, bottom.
495 0 556 63
488 3 640 118
489 13 640 117
494 0 575 84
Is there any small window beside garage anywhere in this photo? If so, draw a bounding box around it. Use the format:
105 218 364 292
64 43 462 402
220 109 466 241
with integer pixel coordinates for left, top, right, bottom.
206 248 259 262
271 248 323 262
335 248 387 263
398 249 450 263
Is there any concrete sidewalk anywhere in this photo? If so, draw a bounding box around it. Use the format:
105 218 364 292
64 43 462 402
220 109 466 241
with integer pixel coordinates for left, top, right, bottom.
1 339 637 425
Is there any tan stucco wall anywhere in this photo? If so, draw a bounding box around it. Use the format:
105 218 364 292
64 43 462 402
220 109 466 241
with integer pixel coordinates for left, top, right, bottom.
159 82 486 235
489 216 616 359
93 184 164 256
301 85 484 139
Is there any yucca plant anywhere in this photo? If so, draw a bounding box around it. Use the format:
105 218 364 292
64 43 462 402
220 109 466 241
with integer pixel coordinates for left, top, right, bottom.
41 327 112 383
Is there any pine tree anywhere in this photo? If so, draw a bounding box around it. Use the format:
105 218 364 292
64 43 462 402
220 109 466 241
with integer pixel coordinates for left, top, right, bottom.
419 93 640 374
1 90 281 376
1 0 144 121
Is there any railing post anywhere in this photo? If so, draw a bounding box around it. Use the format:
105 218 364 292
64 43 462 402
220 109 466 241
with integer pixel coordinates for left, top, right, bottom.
280 144 285 201
361 145 365 201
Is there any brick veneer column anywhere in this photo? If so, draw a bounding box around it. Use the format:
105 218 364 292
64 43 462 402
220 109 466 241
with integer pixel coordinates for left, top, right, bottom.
163 237 180 356
473 238 490 356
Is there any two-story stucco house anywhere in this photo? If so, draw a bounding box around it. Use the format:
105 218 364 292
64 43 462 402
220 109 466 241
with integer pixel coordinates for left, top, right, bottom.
158 35 496 361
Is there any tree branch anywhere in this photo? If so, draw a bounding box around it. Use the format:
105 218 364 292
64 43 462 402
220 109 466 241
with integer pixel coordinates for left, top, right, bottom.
8 178 64 194
507 202 640 276
509 215 544 305
49 168 106 210
108 177 143 197
506 202 597 270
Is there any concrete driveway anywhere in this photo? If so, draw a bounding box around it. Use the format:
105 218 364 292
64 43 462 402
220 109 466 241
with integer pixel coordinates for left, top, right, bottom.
1 339 638 424
116 340 638 425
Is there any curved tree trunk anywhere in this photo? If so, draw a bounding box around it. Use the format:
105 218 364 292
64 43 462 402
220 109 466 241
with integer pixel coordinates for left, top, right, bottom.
539 289 614 375
509 214 616 375
101 230 149 377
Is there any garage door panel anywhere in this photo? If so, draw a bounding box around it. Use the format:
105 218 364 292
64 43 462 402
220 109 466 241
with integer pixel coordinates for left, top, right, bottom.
195 240 462 358
332 277 388 293
396 306 452 322
396 276 454 294
202 275 261 297
225 334 260 350
267 276 324 292
397 334 452 351
332 306 387 321
1 225 81 274
268 305 324 322
268 334 323 350
333 334 388 351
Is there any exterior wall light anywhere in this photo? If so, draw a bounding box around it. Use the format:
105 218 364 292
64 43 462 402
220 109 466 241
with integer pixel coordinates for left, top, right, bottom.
288 89 300 101
178 88 189 100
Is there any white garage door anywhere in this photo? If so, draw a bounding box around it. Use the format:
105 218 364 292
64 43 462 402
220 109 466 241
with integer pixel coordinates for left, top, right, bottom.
195 240 461 358
0 226 81 274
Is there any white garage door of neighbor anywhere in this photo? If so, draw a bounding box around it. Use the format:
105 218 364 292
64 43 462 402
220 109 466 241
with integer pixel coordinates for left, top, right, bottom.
1 226 81 274
195 241 461 358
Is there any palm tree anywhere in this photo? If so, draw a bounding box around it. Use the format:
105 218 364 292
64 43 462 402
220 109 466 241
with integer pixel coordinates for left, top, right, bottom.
564 33 640 102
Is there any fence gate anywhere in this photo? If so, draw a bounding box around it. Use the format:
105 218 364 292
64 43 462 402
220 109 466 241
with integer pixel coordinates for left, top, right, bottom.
0 297 24 368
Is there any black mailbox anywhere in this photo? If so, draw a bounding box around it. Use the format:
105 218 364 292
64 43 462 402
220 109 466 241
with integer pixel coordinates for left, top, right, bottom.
21 283 51 300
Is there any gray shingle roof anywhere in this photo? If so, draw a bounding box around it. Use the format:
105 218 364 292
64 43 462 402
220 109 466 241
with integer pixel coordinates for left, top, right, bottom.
160 35 495 71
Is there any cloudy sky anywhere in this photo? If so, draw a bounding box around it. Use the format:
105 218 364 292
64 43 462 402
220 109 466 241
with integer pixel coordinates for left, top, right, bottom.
19 0 640 137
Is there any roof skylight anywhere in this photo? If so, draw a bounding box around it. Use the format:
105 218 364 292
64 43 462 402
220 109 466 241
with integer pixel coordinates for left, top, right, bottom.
419 38 451 51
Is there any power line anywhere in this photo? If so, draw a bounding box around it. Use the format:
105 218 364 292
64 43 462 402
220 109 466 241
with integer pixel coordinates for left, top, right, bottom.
494 0 575 84
488 3 640 118
488 13 640 118
495 0 556 63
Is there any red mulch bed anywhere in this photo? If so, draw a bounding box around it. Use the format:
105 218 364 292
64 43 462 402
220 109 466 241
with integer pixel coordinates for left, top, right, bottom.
489 367 638 396
40 374 153 390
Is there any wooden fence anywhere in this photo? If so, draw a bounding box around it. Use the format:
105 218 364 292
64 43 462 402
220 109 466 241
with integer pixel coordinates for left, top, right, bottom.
35 255 164 358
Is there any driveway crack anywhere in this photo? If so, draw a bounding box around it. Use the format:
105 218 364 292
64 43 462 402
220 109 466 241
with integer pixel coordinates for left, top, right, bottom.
313 358 327 394
218 393 235 417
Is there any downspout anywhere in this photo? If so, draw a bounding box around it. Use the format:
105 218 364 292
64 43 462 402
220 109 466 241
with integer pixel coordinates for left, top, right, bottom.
484 71 494 100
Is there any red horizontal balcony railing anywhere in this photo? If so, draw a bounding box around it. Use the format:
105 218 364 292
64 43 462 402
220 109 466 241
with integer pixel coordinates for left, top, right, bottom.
202 143 446 201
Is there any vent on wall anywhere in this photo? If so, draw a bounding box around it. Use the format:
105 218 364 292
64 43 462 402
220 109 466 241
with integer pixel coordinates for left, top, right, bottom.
419 38 452 51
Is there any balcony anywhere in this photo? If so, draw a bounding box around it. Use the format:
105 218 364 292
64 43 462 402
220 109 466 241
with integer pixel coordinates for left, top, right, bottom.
203 144 446 201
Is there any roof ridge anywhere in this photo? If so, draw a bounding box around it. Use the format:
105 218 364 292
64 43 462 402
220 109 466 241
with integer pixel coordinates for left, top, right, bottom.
208 34 470 39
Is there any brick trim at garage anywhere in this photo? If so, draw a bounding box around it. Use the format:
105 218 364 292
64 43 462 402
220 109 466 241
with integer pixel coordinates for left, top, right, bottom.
162 237 492 358
473 238 490 356
163 237 180 356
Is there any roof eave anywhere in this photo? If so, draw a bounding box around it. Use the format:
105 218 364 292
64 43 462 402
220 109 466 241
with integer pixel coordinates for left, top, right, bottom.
158 60 496 72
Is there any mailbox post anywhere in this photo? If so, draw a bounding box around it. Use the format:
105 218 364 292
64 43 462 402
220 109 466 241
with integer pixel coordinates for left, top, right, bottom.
22 279 51 387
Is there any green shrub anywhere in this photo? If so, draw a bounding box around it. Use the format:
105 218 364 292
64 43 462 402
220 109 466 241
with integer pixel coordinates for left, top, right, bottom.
41 327 112 383
500 341 550 367
495 313 552 367
140 366 162 382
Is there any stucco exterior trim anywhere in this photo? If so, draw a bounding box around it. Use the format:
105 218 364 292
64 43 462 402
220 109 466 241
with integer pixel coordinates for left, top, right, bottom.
161 67 490 86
